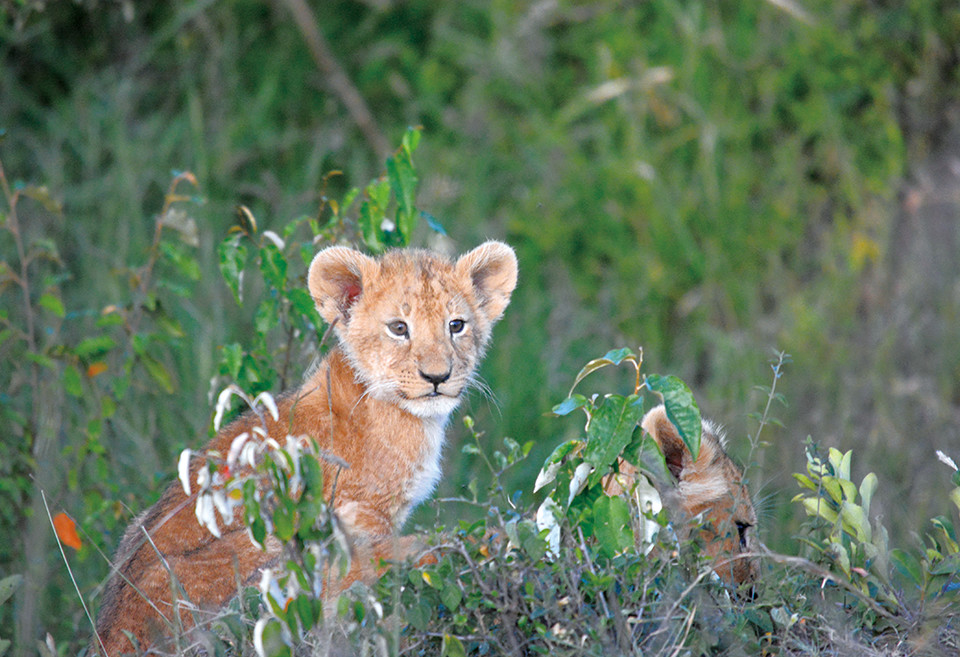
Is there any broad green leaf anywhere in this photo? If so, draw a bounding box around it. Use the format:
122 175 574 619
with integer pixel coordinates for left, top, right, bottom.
839 501 871 543
273 500 295 542
821 476 844 504
38 293 64 317
387 151 418 244
441 585 462 611
0 574 22 607
358 200 384 253
63 364 83 397
792 473 817 491
139 353 174 393
20 185 62 213
584 394 644 480
401 126 422 156
891 549 924 586
221 343 243 379
859 472 878 514
535 439 582 492
552 394 587 416
218 236 247 304
568 347 637 395
801 496 839 524
645 374 700 459
259 244 287 290
928 553 960 576
441 634 466 657
592 495 634 559
74 336 117 359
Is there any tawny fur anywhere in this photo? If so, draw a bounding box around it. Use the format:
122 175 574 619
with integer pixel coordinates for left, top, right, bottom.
94 242 517 655
603 405 761 586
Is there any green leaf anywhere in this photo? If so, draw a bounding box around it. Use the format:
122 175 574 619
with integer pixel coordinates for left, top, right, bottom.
441 585 462 611
358 199 384 253
38 293 64 317
535 438 582 492
387 150 418 245
74 336 117 359
552 394 588 416
792 473 817 491
801 496 839 524
592 495 634 559
645 374 700 459
928 553 960 576
257 618 291 657
63 365 83 397
259 243 287 290
218 235 247 304
891 549 924 586
584 395 644 479
401 126 422 156
221 343 243 379
568 348 637 395
441 633 466 657
839 501 871 543
139 353 174 393
859 472 878 514
273 500 295 542
0 574 23 607
20 185 62 213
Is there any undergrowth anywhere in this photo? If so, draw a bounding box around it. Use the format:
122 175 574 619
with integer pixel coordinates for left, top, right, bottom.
26 133 949 656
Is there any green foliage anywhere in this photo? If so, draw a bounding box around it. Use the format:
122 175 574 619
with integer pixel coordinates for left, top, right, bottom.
794 442 960 622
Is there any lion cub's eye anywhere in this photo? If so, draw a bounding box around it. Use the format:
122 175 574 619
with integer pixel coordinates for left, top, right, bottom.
386 320 409 338
448 319 466 335
735 521 752 549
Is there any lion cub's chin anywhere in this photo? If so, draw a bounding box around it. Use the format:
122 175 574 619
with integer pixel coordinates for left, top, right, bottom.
400 394 462 419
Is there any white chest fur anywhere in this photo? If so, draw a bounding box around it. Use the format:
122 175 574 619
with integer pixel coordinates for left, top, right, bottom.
404 415 448 511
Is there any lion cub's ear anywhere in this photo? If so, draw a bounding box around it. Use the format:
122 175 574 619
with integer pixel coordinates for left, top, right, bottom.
641 405 721 483
308 246 378 326
455 241 518 323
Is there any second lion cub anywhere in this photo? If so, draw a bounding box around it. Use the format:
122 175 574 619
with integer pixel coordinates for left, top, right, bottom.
95 241 518 654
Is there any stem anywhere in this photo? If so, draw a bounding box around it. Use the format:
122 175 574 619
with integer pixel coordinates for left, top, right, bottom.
750 350 789 450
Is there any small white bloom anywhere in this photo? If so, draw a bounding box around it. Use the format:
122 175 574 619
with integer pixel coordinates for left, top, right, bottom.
196 464 211 492
256 391 280 422
195 493 221 538
242 441 259 469
178 449 192 495
380 218 396 232
567 462 593 507
253 618 269 657
632 473 663 554
227 432 250 469
534 461 562 493
936 450 958 472
212 489 235 526
536 497 561 560
214 386 237 431
262 230 285 250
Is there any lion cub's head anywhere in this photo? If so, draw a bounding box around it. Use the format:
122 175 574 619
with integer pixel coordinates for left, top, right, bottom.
643 406 761 586
308 241 517 420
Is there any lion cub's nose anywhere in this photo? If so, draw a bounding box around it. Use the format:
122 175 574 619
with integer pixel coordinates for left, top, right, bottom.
419 369 451 388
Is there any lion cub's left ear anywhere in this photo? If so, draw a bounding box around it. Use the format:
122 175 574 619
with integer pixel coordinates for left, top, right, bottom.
455 241 518 323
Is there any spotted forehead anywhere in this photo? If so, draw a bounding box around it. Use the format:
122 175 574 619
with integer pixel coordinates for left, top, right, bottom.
370 253 471 317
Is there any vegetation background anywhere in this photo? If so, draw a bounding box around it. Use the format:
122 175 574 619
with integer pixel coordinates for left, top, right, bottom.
1 0 959 653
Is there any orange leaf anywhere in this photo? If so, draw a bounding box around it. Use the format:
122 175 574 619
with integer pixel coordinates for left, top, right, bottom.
53 512 82 550
87 362 108 378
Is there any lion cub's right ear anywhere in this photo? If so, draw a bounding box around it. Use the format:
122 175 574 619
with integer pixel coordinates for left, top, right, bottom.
308 246 378 326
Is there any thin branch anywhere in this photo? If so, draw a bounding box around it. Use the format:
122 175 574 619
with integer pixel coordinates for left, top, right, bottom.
279 0 391 160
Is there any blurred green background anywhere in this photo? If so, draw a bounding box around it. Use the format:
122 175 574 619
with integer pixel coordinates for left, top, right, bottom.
2 0 960 651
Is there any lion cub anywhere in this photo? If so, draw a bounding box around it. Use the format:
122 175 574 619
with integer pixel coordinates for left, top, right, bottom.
604 405 760 586
95 241 518 654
